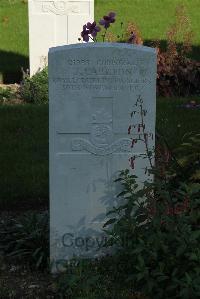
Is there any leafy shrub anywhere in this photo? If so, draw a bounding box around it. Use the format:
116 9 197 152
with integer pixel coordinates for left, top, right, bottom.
156 5 200 97
20 67 48 104
156 132 200 188
174 133 200 183
103 166 200 299
0 211 49 270
157 49 200 97
101 121 200 299
0 86 16 103
0 86 12 101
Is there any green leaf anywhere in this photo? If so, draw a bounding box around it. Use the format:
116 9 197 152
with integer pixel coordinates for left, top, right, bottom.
103 218 116 228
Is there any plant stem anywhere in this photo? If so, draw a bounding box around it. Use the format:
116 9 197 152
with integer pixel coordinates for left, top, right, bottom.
139 103 153 169
102 29 107 42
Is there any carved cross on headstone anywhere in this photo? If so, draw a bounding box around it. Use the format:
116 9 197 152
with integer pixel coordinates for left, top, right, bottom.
70 97 132 156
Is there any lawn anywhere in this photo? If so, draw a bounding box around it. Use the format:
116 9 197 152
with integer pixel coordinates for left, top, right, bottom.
0 0 29 83
0 0 200 83
156 97 200 148
0 103 48 208
95 0 200 46
0 98 200 208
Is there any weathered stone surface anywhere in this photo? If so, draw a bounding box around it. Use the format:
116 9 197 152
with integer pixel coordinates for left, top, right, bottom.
28 0 94 75
49 43 156 272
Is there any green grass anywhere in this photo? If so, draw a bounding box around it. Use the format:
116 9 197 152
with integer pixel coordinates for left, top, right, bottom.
0 99 200 208
95 0 200 45
0 104 48 208
0 0 29 83
156 97 200 148
1 0 200 83
95 0 200 60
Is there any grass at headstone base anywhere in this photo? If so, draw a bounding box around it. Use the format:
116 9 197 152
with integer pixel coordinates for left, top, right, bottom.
0 97 200 208
0 0 200 83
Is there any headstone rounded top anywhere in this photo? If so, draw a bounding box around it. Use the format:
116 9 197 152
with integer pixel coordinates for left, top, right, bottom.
49 42 156 54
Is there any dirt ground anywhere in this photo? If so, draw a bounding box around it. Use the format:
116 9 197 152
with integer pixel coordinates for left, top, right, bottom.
0 259 56 299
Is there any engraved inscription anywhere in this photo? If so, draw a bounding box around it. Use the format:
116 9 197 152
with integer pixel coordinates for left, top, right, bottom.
51 56 152 92
42 1 79 15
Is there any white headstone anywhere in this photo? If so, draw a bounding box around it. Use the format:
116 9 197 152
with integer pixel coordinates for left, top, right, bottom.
28 0 94 75
49 43 156 272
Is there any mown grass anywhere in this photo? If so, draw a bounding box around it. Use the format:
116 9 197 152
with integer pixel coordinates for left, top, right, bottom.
0 98 200 208
95 0 200 60
95 0 200 45
0 0 200 82
0 0 29 83
0 0 28 56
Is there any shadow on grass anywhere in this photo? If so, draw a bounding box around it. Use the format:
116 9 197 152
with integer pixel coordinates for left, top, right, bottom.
144 39 200 61
0 104 49 210
0 50 29 84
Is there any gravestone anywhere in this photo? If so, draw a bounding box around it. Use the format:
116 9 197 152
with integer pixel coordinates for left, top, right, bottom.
49 43 156 272
28 0 94 75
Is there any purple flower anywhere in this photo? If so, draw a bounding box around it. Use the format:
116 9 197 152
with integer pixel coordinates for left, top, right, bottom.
87 21 101 38
81 24 90 42
99 12 116 29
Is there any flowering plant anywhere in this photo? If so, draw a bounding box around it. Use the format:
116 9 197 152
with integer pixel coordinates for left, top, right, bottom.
104 99 200 299
80 12 138 44
81 12 116 42
80 7 200 97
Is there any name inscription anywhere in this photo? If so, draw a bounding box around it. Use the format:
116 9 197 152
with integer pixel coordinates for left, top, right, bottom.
51 57 150 92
